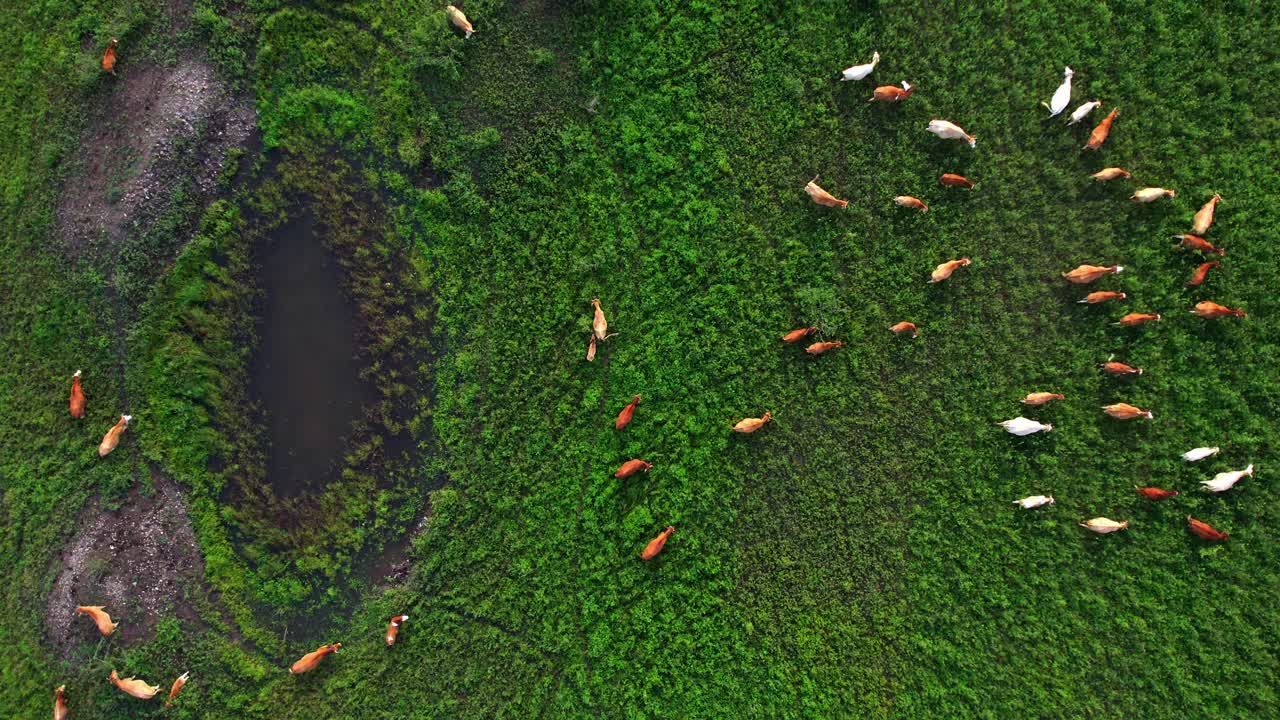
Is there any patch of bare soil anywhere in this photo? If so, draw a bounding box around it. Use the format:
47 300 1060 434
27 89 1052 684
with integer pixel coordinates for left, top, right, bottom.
46 472 203 659
56 57 255 258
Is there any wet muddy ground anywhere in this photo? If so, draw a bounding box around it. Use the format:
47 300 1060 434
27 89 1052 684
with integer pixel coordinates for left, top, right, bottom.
250 211 377 497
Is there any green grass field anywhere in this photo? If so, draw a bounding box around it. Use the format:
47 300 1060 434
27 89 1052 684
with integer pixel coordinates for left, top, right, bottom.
2 0 1278 717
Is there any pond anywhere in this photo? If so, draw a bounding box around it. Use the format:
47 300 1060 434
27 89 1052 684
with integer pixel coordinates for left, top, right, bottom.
250 210 376 497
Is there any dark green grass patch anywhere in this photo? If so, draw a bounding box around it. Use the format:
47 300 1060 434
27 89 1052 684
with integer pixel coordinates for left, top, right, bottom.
2 0 1278 718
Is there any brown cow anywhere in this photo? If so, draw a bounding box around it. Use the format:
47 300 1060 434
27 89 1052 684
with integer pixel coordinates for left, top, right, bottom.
1191 301 1246 319
1090 167 1131 181
732 412 772 433
1114 313 1161 327
70 370 86 418
928 258 970 283
1062 264 1122 284
76 605 118 636
1078 291 1126 304
894 195 928 212
805 341 843 355
1021 392 1064 406
289 643 342 675
385 615 409 646
780 327 818 343
1083 108 1118 150
939 173 974 189
445 5 473 38
1100 361 1143 376
1102 403 1153 420
640 526 675 560
1187 516 1228 541
1173 234 1225 256
98 415 132 457
869 81 913 102
804 176 848 209
102 38 118 74
54 685 69 720
1191 194 1222 235
890 321 918 338
1186 261 1220 287
613 459 652 478
165 672 190 707
109 670 159 699
615 395 641 430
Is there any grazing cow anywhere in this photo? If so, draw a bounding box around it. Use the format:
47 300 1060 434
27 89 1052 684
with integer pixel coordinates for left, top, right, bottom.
614 459 653 478
841 51 879 81
732 412 772 433
805 341 843 355
385 615 409 646
870 81 913 102
102 38 118 74
890 321 918 338
1068 99 1102 125
997 417 1053 436
76 605 118 636
1042 66 1073 117
926 119 976 147
591 298 608 340
1014 495 1055 509
1062 264 1122 284
1021 392 1064 406
1187 261 1220 287
1202 464 1254 493
1192 301 1246 319
98 415 132 457
1173 234 1225 256
640 526 675 560
109 670 159 699
1083 108 1118 150
939 173 974 189
1187 516 1229 541
445 5 473 38
54 685 69 720
290 644 342 675
70 370 86 418
1099 361 1142 376
1079 291 1126 304
1131 187 1176 203
615 395 641 430
1191 194 1222 235
1182 446 1219 462
1102 403 1152 420
1079 517 1128 534
894 195 928 212
804 176 848 208
1135 486 1179 500
929 258 971 283
165 672 190 707
1090 167 1130 181
780 327 818 343
1114 313 1161 327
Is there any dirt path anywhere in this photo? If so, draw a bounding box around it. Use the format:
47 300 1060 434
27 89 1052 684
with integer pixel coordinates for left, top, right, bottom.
47 3 259 656
56 58 255 258
46 470 204 658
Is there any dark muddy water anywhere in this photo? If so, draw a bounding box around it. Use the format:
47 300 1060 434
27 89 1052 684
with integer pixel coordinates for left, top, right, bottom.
250 211 375 497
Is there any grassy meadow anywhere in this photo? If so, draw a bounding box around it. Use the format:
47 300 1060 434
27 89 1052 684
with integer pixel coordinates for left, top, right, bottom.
1 0 1278 718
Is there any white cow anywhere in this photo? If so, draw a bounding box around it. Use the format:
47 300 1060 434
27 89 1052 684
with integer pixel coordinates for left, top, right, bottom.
926 119 976 148
1043 66 1074 117
841 51 879 81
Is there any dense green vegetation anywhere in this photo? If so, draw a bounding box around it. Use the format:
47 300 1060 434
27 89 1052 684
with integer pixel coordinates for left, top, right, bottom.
2 0 1278 717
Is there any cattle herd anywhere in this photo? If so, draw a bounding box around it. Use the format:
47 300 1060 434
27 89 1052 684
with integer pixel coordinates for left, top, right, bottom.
49 23 1256 717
